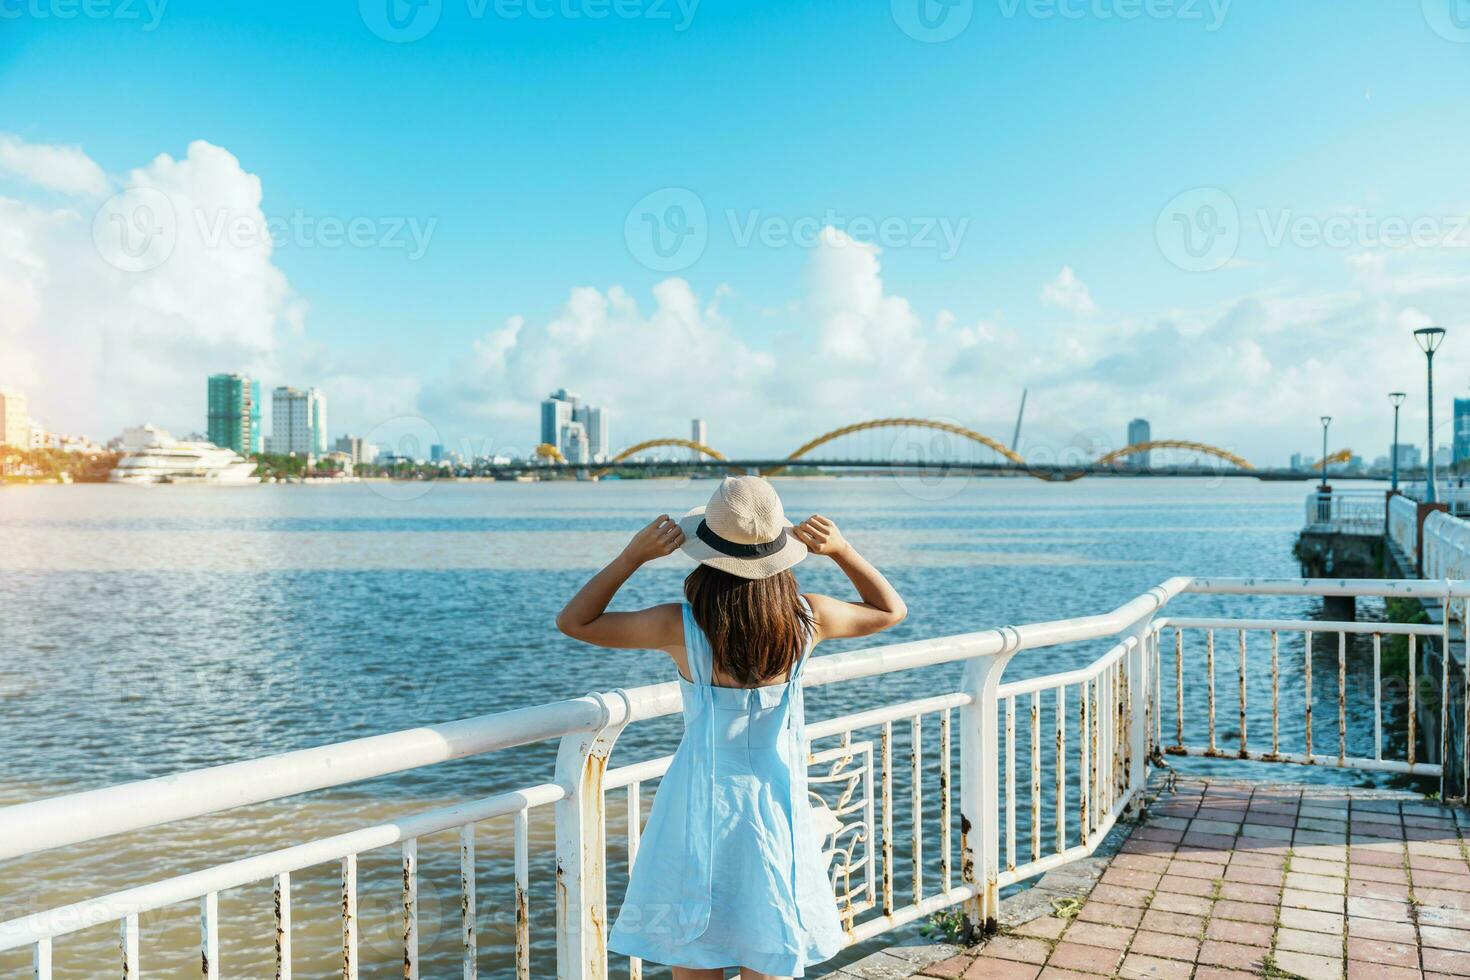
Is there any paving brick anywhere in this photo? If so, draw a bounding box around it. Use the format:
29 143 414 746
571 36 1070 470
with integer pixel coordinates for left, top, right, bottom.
1345 961 1421 980
1347 864 1409 885
1417 886 1470 911
1076 902 1143 929
1138 929 1204 961
1166 858 1221 880
1086 884 1151 908
919 954 972 978
1345 936 1419 968
1155 874 1214 898
1420 924 1470 952
1197 940 1268 970
1112 853 1171 874
1413 868 1470 891
1347 917 1417 944
1014 916 1069 940
1036 969 1099 980
1273 949 1344 980
1346 878 1411 903
1138 909 1205 938
962 958 1042 980
1118 952 1193 979
1224 863 1283 886
1345 896 1413 923
1287 871 1347 894
1194 969 1258 980
1292 857 1347 878
1231 849 1288 870
1278 906 1344 935
1099 867 1161 890
980 936 1051 965
1423 947 1470 974
1216 880 1278 904
1045 940 1123 974
1211 900 1277 925
1061 921 1134 950
1284 887 1345 913
1206 917 1273 946
1276 926 1345 956
1147 891 1212 916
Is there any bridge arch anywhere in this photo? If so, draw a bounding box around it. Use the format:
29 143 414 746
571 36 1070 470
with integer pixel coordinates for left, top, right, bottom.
1091 440 1254 471
592 438 744 478
760 418 1026 477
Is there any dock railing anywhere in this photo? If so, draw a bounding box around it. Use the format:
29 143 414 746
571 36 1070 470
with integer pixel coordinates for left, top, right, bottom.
1 577 1467 978
1304 489 1386 534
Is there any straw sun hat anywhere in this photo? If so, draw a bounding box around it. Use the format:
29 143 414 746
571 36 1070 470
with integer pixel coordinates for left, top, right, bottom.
678 476 808 580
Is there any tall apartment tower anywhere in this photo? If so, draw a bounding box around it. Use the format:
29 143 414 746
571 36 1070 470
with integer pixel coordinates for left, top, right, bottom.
207 374 262 454
691 418 708 460
1453 398 1470 466
0 390 29 448
1127 418 1151 470
541 389 577 452
272 386 328 456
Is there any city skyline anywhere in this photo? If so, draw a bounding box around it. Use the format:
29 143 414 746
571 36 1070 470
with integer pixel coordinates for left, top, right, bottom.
4 4 1470 461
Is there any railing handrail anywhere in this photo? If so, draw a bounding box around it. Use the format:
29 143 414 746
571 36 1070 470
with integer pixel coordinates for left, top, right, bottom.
3 573 1466 976
0 577 1192 863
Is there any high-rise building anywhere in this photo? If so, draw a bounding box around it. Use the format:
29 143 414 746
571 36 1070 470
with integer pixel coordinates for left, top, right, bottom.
430 444 445 463
543 389 609 460
1455 398 1470 466
561 420 590 464
581 406 609 461
272 386 327 456
541 389 577 450
1392 443 1421 470
0 390 29 449
334 435 372 465
207 374 262 454
691 418 708 460
1127 418 1151 470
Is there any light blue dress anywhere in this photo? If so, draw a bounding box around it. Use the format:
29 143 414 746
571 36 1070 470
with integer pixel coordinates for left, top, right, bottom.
608 602 845 976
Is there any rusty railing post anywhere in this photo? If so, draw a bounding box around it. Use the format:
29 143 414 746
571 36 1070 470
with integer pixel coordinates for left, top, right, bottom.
958 632 1019 934
554 690 630 980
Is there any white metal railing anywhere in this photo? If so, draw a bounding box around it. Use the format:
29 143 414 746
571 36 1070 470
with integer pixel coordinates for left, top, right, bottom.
1402 482 1470 517
1389 492 1419 562
1303 489 1385 533
1 577 1465 979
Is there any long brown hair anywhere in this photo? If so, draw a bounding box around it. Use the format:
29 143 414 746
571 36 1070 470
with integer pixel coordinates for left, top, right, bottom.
684 565 815 686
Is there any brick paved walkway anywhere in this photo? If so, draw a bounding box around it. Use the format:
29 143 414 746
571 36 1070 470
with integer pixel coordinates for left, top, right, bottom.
915 778 1470 980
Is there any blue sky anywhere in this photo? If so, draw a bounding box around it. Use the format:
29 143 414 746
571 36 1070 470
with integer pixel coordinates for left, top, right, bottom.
3 0 1470 462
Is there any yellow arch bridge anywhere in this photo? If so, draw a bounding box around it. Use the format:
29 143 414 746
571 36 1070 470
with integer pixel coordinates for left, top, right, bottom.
571 419 1322 481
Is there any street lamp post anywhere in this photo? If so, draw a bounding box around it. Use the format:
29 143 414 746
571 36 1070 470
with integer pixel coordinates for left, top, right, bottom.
1320 416 1332 492
1414 327 1447 504
1389 392 1406 491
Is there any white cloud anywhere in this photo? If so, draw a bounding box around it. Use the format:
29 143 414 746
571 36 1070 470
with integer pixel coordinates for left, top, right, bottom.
0 134 110 198
1040 265 1099 317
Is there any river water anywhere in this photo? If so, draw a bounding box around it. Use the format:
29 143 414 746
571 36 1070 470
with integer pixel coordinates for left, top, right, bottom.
0 476 1415 977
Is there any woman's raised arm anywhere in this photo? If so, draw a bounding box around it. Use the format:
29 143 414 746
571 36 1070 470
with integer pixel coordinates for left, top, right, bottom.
792 514 907 643
555 515 686 650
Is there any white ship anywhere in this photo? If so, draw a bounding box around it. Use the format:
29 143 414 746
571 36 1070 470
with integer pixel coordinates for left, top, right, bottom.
109 425 260 485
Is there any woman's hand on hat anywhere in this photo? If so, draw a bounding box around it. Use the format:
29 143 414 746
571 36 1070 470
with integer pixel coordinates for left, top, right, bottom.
793 514 851 559
621 514 686 565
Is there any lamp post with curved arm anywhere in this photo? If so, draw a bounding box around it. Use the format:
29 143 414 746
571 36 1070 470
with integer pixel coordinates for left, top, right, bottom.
1415 327 1446 504
1389 392 1406 491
